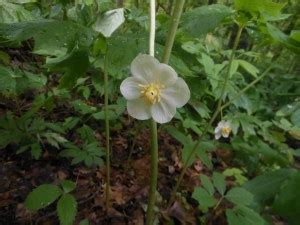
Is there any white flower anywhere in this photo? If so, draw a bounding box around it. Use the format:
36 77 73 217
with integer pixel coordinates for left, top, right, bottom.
120 54 190 124
215 121 232 140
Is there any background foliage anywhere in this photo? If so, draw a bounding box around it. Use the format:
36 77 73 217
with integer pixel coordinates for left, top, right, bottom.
0 0 299 224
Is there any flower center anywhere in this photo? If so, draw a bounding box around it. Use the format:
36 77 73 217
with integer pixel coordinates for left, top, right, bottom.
221 127 231 136
140 83 164 105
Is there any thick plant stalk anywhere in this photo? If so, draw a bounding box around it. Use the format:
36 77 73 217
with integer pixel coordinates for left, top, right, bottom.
103 48 111 210
146 120 158 225
167 25 244 207
146 0 157 224
162 0 186 64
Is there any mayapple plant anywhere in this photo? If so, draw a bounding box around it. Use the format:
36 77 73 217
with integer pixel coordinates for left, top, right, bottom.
120 0 187 224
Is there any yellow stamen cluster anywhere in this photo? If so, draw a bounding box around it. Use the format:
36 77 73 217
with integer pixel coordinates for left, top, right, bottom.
221 127 231 136
140 83 164 105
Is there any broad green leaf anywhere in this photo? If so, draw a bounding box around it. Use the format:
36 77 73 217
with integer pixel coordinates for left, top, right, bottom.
46 46 90 88
0 20 93 57
57 194 77 225
243 169 293 205
0 2 34 23
226 206 265 225
200 175 214 195
225 187 253 206
267 23 300 54
60 180 76 193
235 0 286 19
272 172 300 224
25 184 62 210
180 4 232 38
237 60 259 77
192 187 217 209
93 8 124 37
212 172 226 195
291 109 300 127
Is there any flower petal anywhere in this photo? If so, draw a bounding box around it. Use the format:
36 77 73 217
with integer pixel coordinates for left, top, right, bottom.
223 121 231 128
120 77 144 100
154 63 178 86
151 99 176 124
214 126 221 134
160 77 190 108
215 132 221 140
131 54 159 83
217 121 226 128
127 98 151 120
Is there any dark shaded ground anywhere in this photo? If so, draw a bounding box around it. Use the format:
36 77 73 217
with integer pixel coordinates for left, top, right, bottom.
0 125 210 225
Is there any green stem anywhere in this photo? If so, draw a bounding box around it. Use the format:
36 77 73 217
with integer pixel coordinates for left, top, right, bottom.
146 0 158 224
146 119 158 225
161 0 186 64
104 47 111 210
167 25 244 207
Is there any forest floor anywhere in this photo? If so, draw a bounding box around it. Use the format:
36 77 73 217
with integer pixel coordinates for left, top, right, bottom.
0 125 223 225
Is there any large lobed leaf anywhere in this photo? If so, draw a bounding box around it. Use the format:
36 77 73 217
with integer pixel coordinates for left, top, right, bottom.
272 172 300 225
180 4 233 38
0 20 93 57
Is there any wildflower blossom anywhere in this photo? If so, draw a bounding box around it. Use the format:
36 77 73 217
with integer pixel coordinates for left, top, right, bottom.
120 54 190 124
215 120 232 140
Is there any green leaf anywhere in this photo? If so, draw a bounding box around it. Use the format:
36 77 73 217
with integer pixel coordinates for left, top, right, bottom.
226 206 265 225
0 2 34 23
164 126 192 147
192 187 217 209
230 59 239 77
291 109 300 127
0 20 93 57
30 143 42 159
196 146 213 169
200 175 215 195
212 172 226 195
267 23 300 54
60 180 76 193
25 184 62 211
243 168 294 205
237 60 259 77
272 172 300 224
180 4 232 37
225 187 253 206
46 46 90 88
235 0 286 19
93 8 125 37
57 194 77 225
